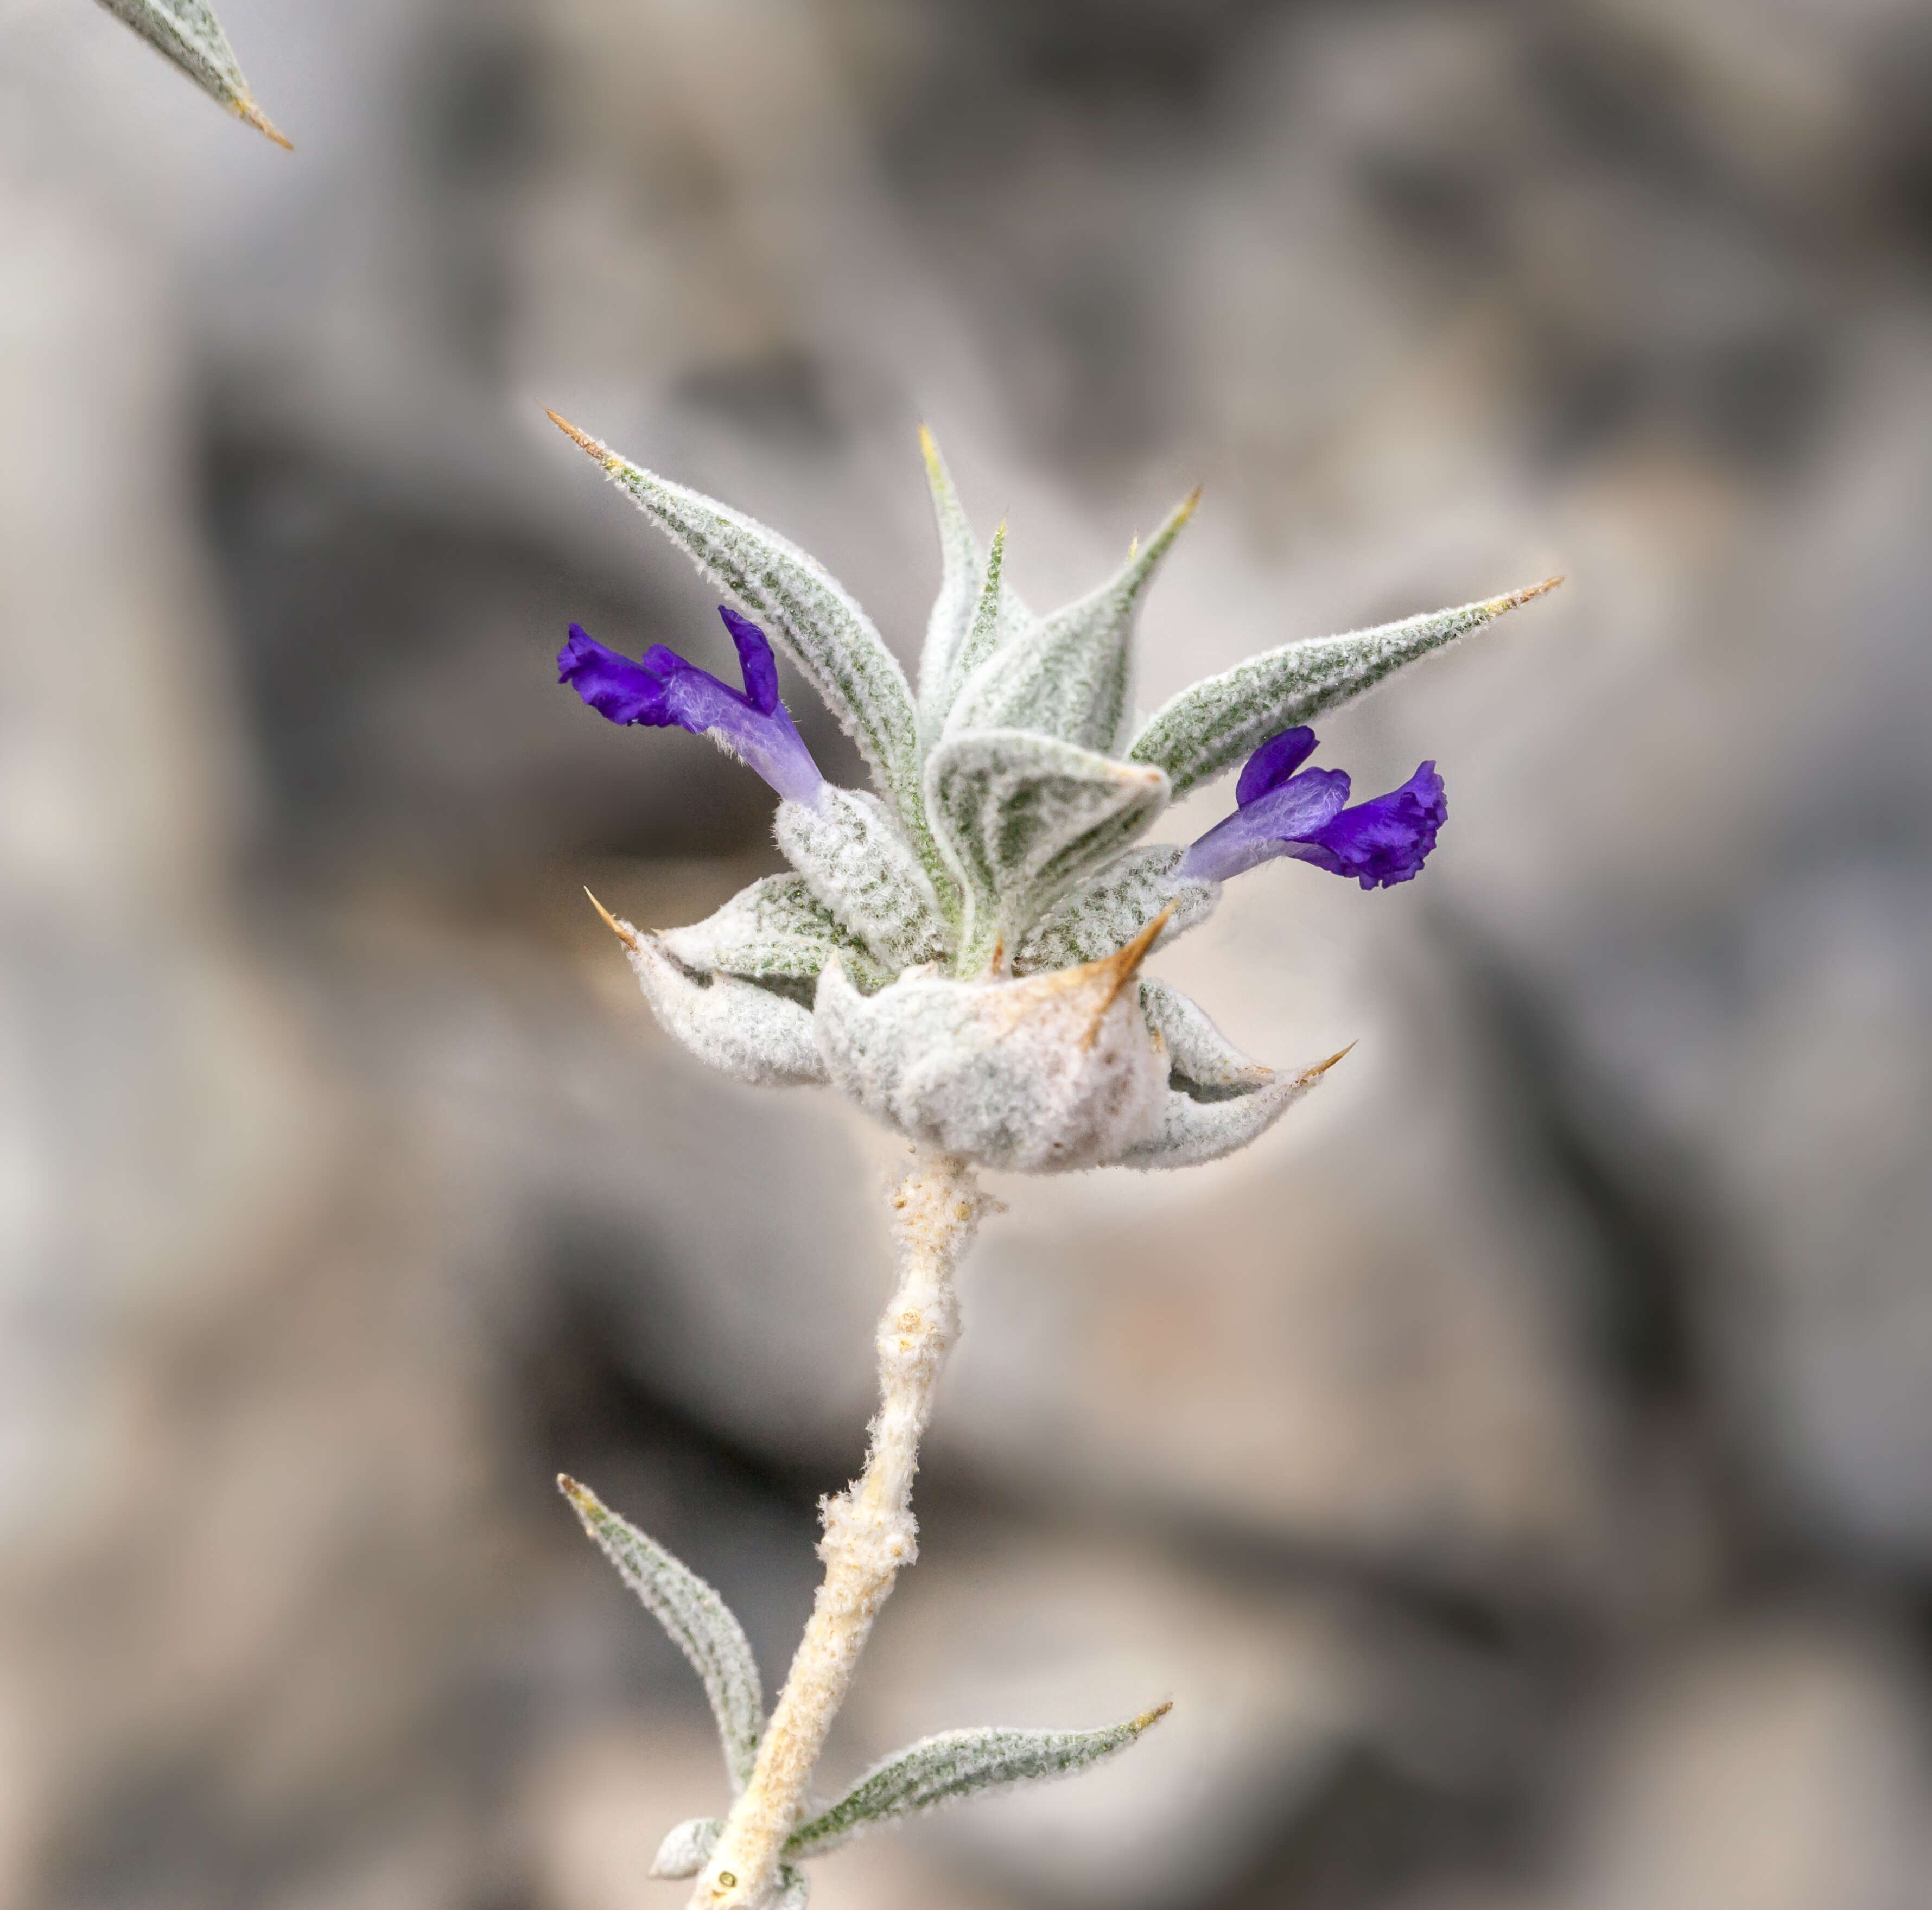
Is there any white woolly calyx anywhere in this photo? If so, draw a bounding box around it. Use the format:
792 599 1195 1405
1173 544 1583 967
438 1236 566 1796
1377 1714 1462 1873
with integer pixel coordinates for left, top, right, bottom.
555 418 1557 1171
815 908 1175 1173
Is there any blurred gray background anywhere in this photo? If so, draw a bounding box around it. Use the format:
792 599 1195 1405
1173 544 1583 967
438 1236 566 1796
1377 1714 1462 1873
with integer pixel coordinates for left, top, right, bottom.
5 1 1932 1906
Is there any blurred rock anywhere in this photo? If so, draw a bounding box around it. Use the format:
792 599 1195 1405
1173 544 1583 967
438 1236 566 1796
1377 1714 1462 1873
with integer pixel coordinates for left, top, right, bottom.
1562 1613 1932 1910
845 1519 1535 1910
7 0 1932 1907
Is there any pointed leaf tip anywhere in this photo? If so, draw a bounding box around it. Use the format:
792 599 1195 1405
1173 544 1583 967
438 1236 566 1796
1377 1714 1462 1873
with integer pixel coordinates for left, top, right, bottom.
1310 1040 1357 1077
1083 902 1178 1050
97 0 288 142
1134 1700 1175 1730
1489 574 1564 612
1117 900 1177 969
584 888 642 951
546 410 612 463
946 487 1197 754
237 97 291 147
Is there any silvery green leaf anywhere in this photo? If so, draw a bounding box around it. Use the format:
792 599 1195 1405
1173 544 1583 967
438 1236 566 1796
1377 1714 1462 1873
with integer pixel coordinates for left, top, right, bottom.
595 897 827 1086
925 731 1169 973
649 1818 723 1880
660 874 892 994
1013 845 1218 975
95 0 289 144
914 428 983 723
784 1704 1172 1859
774 1866 811 1908
774 790 951 971
1117 1046 1351 1170
1139 979 1272 1094
948 491 1198 753
559 1479 765 1792
926 519 1040 735
548 416 926 844
1130 578 1562 799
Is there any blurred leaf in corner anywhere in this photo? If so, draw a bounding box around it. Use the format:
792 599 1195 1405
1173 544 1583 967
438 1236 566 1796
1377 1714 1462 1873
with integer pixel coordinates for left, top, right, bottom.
94 0 291 146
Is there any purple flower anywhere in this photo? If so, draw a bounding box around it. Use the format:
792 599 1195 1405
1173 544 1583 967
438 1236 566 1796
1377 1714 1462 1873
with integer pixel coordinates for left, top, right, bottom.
558 607 825 806
1178 726 1446 890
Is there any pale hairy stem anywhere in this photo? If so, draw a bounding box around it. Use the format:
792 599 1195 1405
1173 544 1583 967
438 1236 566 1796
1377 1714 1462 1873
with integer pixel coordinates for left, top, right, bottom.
693 1150 995 1910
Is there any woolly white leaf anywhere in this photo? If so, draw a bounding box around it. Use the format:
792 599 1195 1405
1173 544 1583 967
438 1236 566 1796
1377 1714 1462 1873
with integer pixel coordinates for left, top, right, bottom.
596 899 827 1086
914 428 983 724
1117 1047 1349 1170
1014 846 1218 974
926 519 1040 736
649 1818 723 1880
1139 979 1271 1093
775 789 950 971
815 936 1168 1173
94 0 288 143
925 730 1169 973
660 874 891 994
774 1865 811 1908
948 491 1198 753
547 416 926 843
1130 578 1561 799
559 1480 765 1792
785 1704 1172 1858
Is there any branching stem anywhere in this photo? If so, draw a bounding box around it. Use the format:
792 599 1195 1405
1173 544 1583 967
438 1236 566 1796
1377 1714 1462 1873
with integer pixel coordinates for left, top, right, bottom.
695 1150 994 1909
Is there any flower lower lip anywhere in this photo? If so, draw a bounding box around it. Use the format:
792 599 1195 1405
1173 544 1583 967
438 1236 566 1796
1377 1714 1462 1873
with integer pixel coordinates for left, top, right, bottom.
557 610 826 806
1180 728 1446 890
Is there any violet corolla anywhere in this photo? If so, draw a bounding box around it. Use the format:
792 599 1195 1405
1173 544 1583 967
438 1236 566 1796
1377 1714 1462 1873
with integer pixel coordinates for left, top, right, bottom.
1177 724 1447 889
544 410 1559 1910
558 609 827 806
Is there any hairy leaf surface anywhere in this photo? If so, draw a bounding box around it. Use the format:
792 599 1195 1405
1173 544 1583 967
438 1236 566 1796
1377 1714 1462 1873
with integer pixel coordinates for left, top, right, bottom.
786 1706 1171 1858
660 874 892 993
949 491 1196 753
914 429 983 724
560 1480 765 1791
776 790 951 970
609 913 826 1085
925 519 1041 736
1130 580 1559 798
925 731 1168 972
96 0 287 142
1139 979 1272 1094
1013 845 1217 973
